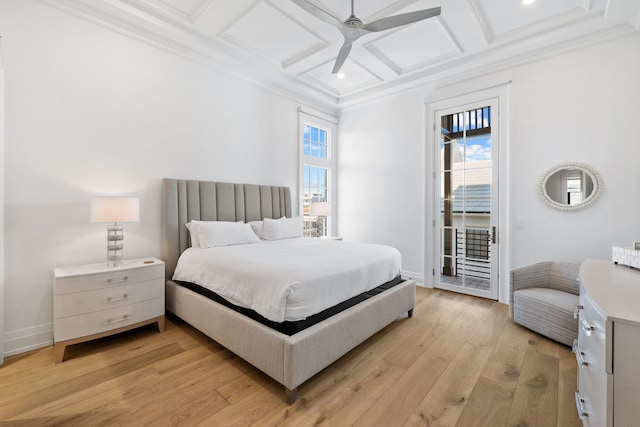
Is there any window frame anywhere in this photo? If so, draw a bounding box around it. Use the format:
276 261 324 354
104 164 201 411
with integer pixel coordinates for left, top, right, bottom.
298 108 337 238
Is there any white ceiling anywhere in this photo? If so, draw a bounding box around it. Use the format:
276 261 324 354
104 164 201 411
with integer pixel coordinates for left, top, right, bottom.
39 0 640 109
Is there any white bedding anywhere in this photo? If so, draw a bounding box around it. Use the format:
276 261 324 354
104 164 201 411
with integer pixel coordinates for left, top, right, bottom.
172 238 402 322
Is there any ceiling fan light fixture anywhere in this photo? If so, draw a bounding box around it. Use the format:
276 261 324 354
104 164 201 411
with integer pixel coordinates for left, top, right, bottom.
336 72 345 79
292 0 441 74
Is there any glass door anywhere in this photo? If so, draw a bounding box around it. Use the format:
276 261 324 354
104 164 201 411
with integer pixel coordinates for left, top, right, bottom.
434 99 499 299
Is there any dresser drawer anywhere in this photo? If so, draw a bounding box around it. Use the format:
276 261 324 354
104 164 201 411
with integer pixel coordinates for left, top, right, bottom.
576 289 610 426
54 297 164 342
575 347 611 427
578 290 607 370
55 278 164 318
55 263 164 294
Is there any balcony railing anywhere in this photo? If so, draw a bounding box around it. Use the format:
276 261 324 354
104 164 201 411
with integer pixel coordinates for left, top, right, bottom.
454 227 491 281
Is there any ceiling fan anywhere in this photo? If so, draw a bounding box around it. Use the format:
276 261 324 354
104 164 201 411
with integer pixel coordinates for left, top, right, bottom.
292 0 441 74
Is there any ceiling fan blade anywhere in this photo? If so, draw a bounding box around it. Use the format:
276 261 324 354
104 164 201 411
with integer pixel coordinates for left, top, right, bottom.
332 40 352 74
363 6 441 32
291 0 343 30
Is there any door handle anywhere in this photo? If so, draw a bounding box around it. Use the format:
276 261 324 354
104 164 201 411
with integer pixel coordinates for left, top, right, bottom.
491 226 496 244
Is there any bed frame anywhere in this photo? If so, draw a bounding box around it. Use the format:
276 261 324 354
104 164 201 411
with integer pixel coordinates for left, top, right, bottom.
161 178 416 403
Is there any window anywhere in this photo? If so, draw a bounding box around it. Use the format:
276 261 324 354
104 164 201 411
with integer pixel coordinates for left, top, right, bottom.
566 176 583 205
299 110 336 238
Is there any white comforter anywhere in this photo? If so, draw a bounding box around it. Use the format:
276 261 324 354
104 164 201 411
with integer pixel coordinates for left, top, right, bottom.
172 238 402 322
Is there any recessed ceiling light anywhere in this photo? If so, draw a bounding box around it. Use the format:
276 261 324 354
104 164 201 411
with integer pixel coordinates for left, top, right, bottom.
522 0 535 5
336 72 345 79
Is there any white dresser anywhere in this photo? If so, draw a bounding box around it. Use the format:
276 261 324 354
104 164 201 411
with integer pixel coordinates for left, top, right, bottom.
574 259 640 426
53 257 165 363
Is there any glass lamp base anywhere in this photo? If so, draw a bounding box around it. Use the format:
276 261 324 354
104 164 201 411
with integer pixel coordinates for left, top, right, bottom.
106 223 125 267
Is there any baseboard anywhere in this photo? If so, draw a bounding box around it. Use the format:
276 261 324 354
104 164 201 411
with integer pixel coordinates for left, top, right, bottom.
4 323 53 357
401 270 424 286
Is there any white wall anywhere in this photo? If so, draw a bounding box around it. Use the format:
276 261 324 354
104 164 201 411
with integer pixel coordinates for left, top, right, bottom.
0 0 309 355
508 37 640 267
338 94 426 281
338 33 640 299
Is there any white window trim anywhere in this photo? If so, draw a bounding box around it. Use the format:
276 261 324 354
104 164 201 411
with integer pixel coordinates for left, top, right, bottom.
298 107 338 237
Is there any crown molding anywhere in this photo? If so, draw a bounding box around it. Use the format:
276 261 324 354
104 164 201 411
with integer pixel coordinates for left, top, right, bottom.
337 21 637 110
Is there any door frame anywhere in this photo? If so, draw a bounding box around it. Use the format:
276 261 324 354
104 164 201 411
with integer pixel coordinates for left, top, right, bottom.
424 82 511 304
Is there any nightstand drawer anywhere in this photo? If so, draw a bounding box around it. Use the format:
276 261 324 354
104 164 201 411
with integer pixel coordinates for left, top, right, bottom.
55 263 164 294
54 297 164 342
55 278 164 318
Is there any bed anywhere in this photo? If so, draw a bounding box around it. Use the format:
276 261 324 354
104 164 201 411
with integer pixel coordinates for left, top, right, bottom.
161 178 416 403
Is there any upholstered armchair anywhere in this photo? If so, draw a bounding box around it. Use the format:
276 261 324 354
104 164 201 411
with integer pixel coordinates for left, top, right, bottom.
509 261 581 346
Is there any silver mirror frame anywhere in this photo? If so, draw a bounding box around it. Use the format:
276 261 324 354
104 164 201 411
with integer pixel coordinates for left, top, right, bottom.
538 162 603 211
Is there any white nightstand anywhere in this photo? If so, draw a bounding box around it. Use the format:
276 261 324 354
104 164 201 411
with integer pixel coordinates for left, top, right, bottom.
53 257 165 363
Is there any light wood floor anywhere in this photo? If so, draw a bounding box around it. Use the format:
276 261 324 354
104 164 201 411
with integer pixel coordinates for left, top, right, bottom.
0 287 581 426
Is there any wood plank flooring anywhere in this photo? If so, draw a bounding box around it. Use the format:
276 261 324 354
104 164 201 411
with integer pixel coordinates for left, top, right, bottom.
0 287 581 426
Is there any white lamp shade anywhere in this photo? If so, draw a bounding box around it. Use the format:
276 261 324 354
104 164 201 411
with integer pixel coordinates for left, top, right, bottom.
310 201 331 217
90 197 140 223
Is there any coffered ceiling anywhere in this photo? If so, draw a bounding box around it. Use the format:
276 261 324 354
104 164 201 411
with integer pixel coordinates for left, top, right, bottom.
39 0 640 109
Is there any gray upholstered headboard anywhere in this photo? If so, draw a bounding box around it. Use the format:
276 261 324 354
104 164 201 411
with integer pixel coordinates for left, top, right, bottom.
162 178 292 277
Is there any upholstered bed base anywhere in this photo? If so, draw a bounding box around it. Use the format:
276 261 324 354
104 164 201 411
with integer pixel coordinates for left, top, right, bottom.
166 278 415 402
161 178 415 403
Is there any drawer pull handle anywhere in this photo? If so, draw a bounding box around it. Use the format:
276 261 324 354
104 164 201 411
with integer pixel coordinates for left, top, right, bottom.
105 294 129 303
572 339 588 367
106 276 129 285
104 315 130 325
580 316 595 336
573 304 583 319
575 391 588 419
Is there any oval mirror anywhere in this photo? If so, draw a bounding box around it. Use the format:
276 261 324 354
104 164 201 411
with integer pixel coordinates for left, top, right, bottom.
538 163 603 211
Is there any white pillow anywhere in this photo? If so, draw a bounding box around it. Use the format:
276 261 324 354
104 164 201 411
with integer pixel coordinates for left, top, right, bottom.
261 216 303 241
191 220 260 248
185 222 200 248
248 220 264 239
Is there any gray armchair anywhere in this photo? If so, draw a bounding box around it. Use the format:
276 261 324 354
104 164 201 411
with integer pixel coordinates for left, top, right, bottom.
509 261 581 346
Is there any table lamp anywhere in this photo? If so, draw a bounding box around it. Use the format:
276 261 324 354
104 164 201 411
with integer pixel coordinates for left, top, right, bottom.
309 201 331 238
90 197 140 266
